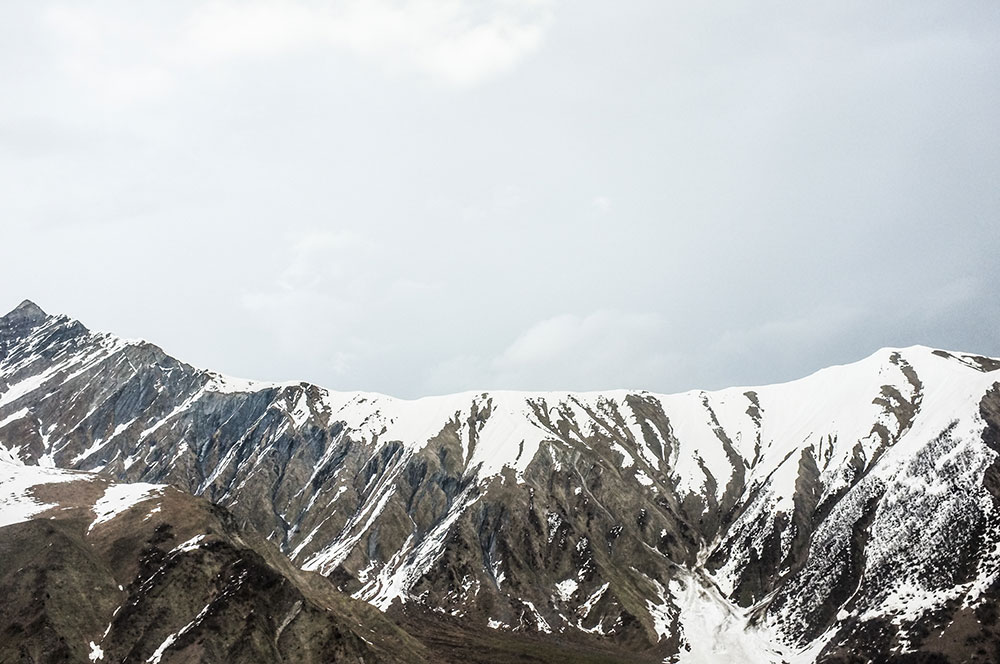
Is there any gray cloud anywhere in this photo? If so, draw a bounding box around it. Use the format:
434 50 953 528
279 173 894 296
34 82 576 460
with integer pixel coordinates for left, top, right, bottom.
1 0 998 397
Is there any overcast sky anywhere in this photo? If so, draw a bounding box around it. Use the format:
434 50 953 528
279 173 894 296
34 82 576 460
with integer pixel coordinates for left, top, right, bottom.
1 1 998 398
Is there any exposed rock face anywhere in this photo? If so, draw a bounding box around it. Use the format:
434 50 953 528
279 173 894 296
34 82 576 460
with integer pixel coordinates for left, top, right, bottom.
2 301 1000 662
0 460 429 664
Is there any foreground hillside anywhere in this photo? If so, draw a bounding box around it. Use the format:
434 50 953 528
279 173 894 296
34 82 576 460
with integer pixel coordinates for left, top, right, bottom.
2 300 1000 662
0 457 429 663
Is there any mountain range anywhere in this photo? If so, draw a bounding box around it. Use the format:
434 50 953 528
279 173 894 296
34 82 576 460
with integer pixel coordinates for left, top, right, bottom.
2 299 1000 663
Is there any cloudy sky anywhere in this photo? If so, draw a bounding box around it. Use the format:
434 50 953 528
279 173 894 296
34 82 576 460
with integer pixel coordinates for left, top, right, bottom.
1 1 998 398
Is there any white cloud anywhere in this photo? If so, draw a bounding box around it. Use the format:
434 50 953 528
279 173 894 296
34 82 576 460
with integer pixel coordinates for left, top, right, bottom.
275 230 367 292
425 305 876 395
43 5 177 106
493 311 660 368
188 0 555 85
236 228 436 387
42 0 554 101
238 229 376 355
591 196 611 212
426 311 681 393
710 305 866 359
917 275 979 319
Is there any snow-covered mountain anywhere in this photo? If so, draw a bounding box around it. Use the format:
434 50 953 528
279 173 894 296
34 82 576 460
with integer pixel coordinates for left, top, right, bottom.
2 299 1000 663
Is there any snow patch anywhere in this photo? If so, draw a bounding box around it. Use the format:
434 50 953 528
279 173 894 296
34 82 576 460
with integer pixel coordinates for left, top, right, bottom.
89 483 164 533
669 570 823 664
554 578 578 602
0 460 86 527
171 535 207 554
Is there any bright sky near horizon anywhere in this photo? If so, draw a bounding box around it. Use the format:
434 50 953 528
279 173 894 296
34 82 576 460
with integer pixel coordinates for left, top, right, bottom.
1 1 998 398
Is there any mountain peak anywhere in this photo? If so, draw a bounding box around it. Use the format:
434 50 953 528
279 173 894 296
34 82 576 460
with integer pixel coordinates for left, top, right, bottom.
2 299 47 324
0 301 50 342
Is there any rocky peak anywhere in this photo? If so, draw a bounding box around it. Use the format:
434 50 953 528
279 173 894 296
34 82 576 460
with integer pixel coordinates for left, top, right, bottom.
2 299 47 324
0 299 50 355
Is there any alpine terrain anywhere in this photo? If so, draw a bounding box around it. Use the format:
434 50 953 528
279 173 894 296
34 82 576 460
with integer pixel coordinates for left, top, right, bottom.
2 299 1000 663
